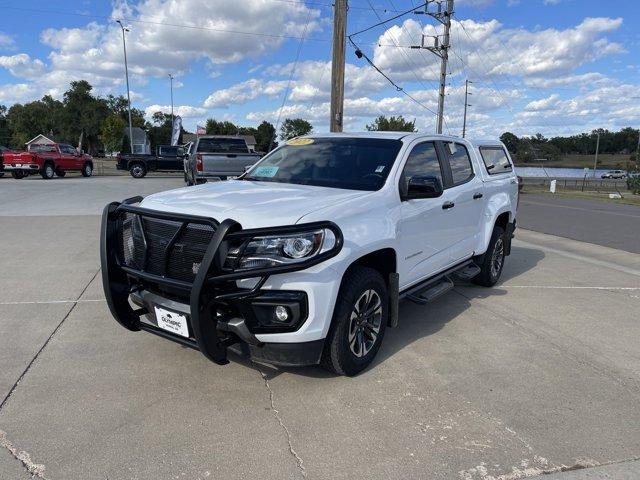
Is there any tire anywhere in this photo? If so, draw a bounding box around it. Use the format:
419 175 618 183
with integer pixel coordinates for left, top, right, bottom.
473 225 506 287
321 266 388 376
55 169 66 177
41 163 55 179
81 162 93 177
11 171 25 179
0 172 4 178
129 163 146 178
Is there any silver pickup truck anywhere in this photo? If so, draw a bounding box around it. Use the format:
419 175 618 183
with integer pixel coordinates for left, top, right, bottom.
184 136 262 185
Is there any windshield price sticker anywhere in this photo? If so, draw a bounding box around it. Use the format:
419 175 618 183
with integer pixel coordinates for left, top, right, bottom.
286 138 314 146
253 166 279 177
375 165 385 173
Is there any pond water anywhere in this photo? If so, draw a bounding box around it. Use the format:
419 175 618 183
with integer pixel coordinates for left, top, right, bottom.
514 166 613 178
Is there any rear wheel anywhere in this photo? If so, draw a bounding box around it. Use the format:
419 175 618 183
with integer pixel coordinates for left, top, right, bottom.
321 266 388 376
55 169 66 177
473 225 506 287
41 163 55 179
11 171 25 179
129 163 146 178
81 162 93 177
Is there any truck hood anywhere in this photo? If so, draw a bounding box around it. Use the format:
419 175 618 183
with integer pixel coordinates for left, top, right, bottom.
140 180 373 228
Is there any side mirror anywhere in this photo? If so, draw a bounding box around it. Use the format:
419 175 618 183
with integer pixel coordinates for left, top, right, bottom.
403 175 443 200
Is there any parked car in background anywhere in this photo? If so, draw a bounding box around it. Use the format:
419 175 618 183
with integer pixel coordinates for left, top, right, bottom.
101 133 518 375
116 145 186 178
601 170 627 179
3 143 93 179
184 136 262 185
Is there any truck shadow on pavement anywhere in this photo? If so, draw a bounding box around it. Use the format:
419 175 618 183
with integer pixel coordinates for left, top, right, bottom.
234 245 544 379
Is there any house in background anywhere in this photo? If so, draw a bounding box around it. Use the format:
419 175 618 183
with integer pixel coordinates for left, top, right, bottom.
240 135 257 152
123 127 151 154
25 134 56 152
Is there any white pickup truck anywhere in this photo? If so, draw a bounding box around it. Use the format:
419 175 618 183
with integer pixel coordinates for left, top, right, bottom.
101 133 518 376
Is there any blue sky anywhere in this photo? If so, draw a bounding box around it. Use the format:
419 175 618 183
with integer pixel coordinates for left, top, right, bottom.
1 0 639 137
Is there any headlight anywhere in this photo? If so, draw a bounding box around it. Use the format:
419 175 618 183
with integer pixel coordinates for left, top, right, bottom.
225 228 337 271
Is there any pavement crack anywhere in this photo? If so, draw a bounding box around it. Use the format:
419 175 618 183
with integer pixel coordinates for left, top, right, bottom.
253 363 307 478
0 268 101 413
0 430 48 479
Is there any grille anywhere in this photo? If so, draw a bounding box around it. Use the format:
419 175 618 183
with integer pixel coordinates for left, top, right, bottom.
118 211 217 282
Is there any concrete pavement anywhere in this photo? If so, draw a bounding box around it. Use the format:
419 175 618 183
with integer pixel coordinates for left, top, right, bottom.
1 176 639 479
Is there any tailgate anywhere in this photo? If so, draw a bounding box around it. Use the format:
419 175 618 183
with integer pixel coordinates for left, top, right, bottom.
201 153 259 175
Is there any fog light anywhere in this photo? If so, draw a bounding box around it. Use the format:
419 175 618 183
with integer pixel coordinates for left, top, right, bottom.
275 305 289 322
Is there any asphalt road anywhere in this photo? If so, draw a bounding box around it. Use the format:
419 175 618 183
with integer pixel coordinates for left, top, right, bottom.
518 193 640 254
1 176 640 479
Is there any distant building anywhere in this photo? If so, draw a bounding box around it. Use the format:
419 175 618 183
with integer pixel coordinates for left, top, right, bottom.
123 127 151 154
25 134 56 152
240 135 257 152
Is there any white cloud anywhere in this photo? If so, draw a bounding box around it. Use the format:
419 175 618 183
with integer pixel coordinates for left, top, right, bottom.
0 32 15 50
371 17 624 82
0 83 38 104
144 104 207 118
0 54 47 80
0 0 323 103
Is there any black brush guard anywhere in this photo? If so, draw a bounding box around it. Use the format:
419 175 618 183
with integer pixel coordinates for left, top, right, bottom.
100 196 343 365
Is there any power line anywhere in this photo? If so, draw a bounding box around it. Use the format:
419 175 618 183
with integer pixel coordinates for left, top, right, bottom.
271 9 314 147
348 38 439 117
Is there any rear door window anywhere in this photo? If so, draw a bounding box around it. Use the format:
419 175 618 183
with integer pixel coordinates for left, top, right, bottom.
159 146 178 156
479 147 512 175
444 142 474 185
197 138 247 153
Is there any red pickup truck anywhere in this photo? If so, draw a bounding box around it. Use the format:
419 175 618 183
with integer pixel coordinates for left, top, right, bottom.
3 143 94 179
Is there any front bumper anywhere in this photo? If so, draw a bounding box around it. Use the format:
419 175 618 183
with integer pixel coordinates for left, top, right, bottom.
100 197 343 366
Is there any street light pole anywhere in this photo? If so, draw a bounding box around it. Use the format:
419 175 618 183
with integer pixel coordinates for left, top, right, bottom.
593 131 600 178
462 79 472 138
116 20 134 154
168 74 174 126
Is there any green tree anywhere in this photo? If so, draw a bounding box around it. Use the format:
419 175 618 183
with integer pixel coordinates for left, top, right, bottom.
100 115 126 154
500 132 519 154
280 118 313 140
205 118 238 135
106 94 146 127
0 105 11 147
60 80 110 153
366 115 416 132
6 96 63 148
146 111 176 150
255 121 277 152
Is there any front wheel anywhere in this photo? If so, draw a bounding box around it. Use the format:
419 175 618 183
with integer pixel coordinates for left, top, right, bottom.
473 225 506 287
81 163 93 177
321 266 388 376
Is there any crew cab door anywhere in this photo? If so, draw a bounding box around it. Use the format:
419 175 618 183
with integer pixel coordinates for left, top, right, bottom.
397 141 456 286
157 146 182 170
58 144 77 169
438 141 485 260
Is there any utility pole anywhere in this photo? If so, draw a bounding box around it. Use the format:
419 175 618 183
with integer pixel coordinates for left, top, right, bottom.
168 74 174 126
593 131 600 178
330 0 347 132
413 0 454 133
116 20 134 154
436 0 454 134
462 79 472 138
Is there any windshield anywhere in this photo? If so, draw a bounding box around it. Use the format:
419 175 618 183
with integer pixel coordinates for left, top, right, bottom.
31 144 56 153
243 137 403 191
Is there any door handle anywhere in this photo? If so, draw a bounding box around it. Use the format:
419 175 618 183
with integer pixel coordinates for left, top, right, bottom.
442 201 455 210
473 193 483 199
